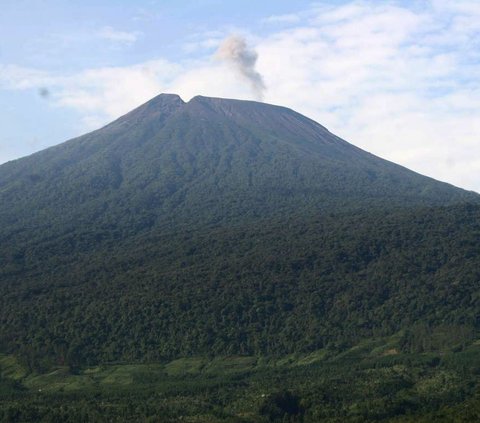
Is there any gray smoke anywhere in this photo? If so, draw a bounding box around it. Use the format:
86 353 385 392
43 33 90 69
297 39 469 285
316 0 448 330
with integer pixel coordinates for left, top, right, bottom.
216 35 266 100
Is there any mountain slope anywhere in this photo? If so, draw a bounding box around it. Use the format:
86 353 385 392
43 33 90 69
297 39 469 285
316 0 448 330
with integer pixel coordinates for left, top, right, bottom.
0 94 476 239
0 94 479 368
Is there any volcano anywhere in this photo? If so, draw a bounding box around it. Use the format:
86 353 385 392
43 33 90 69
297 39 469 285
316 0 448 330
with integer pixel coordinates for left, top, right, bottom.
0 94 478 365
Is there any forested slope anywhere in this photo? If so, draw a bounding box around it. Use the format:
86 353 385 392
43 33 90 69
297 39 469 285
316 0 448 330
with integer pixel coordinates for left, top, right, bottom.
0 94 478 369
1 204 479 369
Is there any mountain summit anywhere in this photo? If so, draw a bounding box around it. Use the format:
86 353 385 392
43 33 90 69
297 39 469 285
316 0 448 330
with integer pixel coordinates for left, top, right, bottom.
0 93 476 237
1 94 479 365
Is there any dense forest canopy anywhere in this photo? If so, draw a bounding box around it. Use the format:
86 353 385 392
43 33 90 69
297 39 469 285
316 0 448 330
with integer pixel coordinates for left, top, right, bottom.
1 94 479 421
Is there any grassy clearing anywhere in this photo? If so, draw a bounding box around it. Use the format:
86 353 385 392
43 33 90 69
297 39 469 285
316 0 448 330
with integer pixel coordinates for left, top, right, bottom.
0 354 27 380
1 335 404 394
1 338 480 422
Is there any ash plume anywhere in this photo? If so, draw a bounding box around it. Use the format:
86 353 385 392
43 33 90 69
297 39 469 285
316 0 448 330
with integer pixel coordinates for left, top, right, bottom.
216 35 266 101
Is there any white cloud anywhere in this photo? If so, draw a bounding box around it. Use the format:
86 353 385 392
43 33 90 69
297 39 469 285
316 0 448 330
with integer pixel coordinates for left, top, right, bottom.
97 26 140 45
0 60 181 131
262 13 301 24
1 0 479 191
254 1 480 191
183 37 222 54
55 60 179 117
0 65 55 89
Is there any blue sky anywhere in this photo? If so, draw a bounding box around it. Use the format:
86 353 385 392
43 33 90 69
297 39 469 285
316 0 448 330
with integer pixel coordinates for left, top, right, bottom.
1 0 479 191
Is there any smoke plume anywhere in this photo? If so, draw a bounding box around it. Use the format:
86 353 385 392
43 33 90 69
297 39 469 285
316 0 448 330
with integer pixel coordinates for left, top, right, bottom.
216 35 266 101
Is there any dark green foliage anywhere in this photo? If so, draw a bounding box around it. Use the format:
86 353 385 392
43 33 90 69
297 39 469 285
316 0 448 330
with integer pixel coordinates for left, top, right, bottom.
1 204 480 366
1 94 480 420
1 342 480 422
0 95 479 366
0 95 476 241
259 390 304 421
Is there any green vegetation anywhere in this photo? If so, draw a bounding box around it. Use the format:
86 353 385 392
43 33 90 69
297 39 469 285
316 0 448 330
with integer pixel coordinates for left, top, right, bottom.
1 204 479 369
1 336 480 422
1 94 479 420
